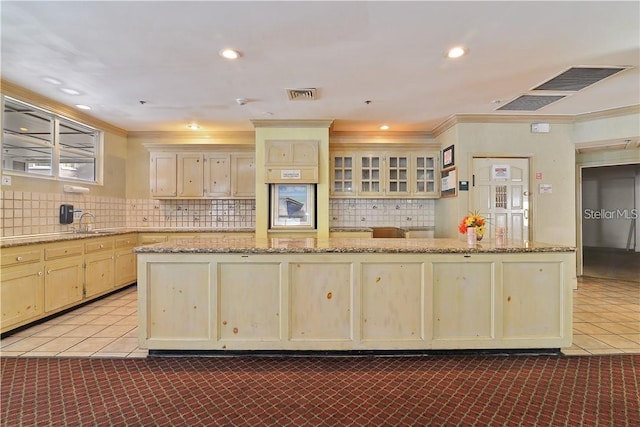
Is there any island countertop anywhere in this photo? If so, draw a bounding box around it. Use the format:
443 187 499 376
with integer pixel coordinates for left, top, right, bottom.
133 236 575 254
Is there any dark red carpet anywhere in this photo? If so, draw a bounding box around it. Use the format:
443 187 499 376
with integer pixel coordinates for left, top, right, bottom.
2 355 638 426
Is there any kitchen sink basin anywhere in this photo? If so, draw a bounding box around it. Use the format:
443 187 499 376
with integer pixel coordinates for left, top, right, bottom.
371 227 405 238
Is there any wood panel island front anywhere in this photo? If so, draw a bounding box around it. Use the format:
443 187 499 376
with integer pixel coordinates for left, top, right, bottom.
134 237 576 354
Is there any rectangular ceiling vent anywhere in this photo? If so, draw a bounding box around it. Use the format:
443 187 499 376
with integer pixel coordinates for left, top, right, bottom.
533 67 626 91
286 88 318 101
497 95 566 111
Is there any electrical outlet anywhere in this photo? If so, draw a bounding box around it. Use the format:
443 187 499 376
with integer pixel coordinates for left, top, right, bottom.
2 175 11 186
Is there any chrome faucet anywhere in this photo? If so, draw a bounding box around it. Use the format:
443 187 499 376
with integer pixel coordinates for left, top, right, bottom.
78 212 96 232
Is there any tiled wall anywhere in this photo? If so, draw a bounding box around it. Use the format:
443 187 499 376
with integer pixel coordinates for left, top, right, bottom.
127 199 256 229
1 191 434 237
329 199 435 228
1 191 127 237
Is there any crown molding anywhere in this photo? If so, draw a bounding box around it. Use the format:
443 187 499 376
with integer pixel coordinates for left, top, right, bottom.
251 119 334 129
1 79 128 137
128 131 255 145
433 105 640 137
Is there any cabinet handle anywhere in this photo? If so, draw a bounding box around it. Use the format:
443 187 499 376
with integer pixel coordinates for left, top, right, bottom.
47 269 52 274
38 271 43 276
16 256 23 262
111 256 115 260
100 244 104 248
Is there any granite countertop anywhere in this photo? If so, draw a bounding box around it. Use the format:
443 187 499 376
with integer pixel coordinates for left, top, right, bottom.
0 228 255 248
134 236 575 254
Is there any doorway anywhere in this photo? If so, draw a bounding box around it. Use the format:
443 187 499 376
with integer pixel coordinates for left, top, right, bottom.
580 164 640 282
471 157 530 241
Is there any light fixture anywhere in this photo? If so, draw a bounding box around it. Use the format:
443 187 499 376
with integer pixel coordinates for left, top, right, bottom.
61 88 81 95
219 48 241 60
75 104 91 110
19 127 28 132
446 46 467 59
379 125 390 130
187 123 200 130
42 77 62 85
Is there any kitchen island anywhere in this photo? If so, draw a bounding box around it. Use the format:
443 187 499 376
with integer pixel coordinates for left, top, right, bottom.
134 237 576 353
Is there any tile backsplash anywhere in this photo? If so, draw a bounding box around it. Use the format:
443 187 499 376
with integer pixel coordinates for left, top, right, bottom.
1 190 434 237
330 198 434 228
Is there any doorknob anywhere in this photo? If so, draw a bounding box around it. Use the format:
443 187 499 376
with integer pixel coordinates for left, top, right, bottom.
523 191 529 196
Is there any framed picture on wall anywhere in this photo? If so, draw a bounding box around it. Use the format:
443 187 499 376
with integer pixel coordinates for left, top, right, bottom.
440 167 457 198
270 184 316 229
443 145 455 168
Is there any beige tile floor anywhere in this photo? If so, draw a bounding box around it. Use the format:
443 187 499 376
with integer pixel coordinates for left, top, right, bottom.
1 276 638 358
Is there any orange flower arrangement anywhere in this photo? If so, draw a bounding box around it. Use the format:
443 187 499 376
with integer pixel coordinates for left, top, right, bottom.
458 212 486 237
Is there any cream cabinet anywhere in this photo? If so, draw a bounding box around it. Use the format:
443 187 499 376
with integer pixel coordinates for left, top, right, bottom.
330 150 439 198
114 234 137 288
150 149 255 199
43 242 84 313
150 152 178 197
84 237 115 298
177 153 204 197
1 246 44 333
265 140 319 183
204 153 256 198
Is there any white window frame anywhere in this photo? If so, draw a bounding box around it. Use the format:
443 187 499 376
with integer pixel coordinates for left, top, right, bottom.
1 95 103 184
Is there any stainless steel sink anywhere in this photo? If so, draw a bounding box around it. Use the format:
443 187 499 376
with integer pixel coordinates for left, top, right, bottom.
371 227 405 238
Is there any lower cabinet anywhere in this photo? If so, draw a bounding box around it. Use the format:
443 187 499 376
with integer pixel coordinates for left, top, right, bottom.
44 257 84 312
138 251 575 351
1 233 138 334
1 265 44 331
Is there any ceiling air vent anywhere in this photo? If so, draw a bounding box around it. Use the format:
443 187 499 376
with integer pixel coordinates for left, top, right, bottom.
286 88 318 101
497 95 566 111
533 67 626 91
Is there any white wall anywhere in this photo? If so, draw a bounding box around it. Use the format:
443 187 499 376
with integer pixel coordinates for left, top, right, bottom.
436 121 576 246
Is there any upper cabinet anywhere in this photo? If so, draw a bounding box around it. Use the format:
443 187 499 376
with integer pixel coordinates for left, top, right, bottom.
264 140 319 183
330 150 439 198
149 147 255 199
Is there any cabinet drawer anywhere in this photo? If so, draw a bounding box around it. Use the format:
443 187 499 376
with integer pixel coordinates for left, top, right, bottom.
84 238 114 254
1 247 42 267
44 243 84 260
139 235 168 245
115 235 137 249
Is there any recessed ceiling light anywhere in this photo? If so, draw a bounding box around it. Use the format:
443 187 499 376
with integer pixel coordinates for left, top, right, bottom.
446 46 467 59
187 123 200 130
42 77 62 85
19 127 28 132
75 104 91 110
219 48 241 60
61 88 81 95
380 125 390 130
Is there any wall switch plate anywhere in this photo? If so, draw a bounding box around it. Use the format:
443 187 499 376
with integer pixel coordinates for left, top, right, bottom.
1 175 11 185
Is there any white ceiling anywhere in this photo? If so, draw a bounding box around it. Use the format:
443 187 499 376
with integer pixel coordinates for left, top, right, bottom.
2 1 639 133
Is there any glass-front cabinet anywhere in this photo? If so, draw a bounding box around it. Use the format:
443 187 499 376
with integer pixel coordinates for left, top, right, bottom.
331 153 355 196
413 154 437 196
330 149 439 198
386 154 410 196
359 154 382 195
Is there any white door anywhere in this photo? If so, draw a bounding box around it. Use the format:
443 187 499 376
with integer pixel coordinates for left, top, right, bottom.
472 157 530 241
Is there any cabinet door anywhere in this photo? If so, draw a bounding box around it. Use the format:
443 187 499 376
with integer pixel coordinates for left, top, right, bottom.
115 249 137 288
386 154 410 196
177 153 204 197
1 266 44 332
359 154 383 195
413 153 438 196
150 152 177 197
44 257 84 312
204 154 231 197
331 153 356 196
85 252 115 298
232 154 256 197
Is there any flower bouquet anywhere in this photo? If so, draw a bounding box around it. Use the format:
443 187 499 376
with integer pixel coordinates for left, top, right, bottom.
458 212 486 240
